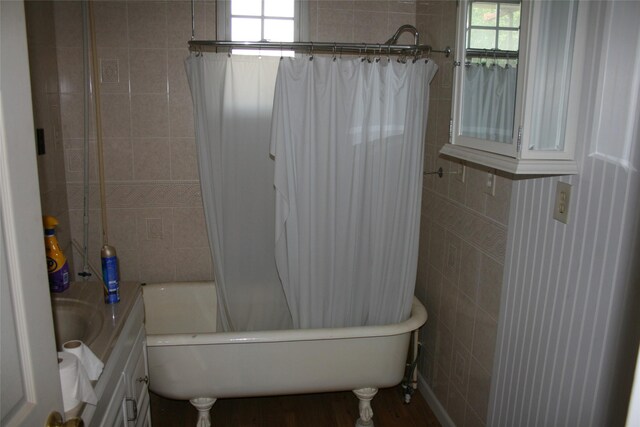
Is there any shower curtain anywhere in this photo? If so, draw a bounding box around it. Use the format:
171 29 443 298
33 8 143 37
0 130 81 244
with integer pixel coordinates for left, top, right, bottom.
461 64 518 143
271 57 438 328
185 53 292 332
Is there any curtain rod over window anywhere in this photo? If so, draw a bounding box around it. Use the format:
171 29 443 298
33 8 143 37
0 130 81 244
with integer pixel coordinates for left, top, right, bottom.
188 25 451 58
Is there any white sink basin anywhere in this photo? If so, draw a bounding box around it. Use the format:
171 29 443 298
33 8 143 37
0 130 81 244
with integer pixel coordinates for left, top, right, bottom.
51 298 104 350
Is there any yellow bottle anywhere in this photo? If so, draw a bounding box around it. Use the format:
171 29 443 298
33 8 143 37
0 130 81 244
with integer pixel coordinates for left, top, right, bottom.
43 215 70 292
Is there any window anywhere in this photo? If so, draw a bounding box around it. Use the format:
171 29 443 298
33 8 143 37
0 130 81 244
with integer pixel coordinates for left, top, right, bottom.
467 1 521 52
219 0 304 56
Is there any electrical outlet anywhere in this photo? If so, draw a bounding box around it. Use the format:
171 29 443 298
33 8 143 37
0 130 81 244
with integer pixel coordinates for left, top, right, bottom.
455 162 466 183
484 170 496 196
553 181 571 224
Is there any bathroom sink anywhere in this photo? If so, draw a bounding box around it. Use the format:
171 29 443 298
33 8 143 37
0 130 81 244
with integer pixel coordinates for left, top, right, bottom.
50 298 104 350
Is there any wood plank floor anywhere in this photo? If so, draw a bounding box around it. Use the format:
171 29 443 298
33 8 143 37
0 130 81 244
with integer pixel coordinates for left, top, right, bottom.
150 387 442 426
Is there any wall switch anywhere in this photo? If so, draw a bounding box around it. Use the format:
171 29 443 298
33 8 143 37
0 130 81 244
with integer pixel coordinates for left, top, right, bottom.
553 181 571 224
484 170 496 196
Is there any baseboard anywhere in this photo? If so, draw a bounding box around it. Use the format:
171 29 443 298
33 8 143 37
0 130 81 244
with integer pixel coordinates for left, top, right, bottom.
417 372 456 427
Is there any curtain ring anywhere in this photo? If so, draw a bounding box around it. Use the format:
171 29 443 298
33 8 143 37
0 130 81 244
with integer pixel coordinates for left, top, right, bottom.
333 43 337 61
280 42 283 60
309 41 314 61
361 43 367 62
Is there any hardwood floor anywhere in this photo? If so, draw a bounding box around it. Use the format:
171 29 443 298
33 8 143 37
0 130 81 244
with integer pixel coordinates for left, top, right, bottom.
150 387 442 426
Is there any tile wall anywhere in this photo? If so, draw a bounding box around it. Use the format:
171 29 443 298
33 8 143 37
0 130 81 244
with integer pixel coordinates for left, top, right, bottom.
308 1 417 43
47 0 217 282
413 2 512 426
25 1 73 271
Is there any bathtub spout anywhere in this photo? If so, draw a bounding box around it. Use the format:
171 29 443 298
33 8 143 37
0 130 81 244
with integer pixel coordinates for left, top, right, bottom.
190 397 217 427
353 387 378 427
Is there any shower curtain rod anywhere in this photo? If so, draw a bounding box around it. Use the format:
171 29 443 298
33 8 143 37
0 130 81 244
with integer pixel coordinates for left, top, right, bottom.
188 25 451 58
188 40 451 57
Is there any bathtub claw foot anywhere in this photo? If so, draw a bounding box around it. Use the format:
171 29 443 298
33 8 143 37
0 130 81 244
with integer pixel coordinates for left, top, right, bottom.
190 397 217 427
353 387 378 427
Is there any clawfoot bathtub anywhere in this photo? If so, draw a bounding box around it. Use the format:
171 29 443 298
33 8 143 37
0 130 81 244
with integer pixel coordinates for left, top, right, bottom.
142 281 427 427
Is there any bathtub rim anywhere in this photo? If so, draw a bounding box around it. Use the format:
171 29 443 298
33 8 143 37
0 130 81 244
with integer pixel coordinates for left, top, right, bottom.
146 297 427 347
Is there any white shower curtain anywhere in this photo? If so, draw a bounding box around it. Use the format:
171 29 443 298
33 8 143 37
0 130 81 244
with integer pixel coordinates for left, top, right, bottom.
271 57 438 329
461 64 518 143
185 53 292 332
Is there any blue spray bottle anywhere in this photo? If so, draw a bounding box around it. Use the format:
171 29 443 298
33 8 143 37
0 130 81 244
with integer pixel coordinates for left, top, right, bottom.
101 244 120 304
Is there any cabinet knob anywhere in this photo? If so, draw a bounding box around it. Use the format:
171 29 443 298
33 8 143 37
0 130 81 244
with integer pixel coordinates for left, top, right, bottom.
46 412 84 427
136 375 149 384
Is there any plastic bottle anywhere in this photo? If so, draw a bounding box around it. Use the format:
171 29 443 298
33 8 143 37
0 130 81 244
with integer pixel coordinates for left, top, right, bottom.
101 244 120 304
43 215 70 292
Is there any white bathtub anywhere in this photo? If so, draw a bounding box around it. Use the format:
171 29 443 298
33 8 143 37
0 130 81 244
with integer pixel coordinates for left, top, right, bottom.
142 281 427 427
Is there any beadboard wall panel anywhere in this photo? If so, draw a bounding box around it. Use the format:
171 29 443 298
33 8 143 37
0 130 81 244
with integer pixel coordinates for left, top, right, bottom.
489 2 640 426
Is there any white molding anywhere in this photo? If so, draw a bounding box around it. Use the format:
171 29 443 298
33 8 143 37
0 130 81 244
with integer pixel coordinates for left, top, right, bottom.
216 1 307 42
440 144 579 175
417 373 455 427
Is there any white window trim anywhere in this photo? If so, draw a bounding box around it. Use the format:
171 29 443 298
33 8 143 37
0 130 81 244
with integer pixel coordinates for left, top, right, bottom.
217 1 308 42
466 0 520 52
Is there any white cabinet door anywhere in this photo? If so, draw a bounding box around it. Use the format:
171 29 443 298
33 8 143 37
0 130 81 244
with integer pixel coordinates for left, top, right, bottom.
0 1 64 426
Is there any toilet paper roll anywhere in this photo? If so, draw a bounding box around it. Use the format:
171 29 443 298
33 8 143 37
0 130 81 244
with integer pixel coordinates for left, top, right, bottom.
58 352 98 412
62 340 104 381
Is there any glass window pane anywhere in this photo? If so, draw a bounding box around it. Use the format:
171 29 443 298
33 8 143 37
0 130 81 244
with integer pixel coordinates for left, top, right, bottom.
264 19 294 42
231 0 261 16
469 29 496 49
231 17 262 41
265 0 294 18
498 29 519 51
499 3 521 27
471 2 497 26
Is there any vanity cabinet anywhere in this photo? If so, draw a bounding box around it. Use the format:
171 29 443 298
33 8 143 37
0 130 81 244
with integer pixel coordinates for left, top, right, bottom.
83 294 151 427
441 0 588 175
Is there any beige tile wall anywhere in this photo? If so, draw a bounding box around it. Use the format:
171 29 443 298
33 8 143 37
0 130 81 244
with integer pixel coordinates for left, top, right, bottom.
25 1 73 272
414 2 512 426
50 0 217 282
308 1 417 43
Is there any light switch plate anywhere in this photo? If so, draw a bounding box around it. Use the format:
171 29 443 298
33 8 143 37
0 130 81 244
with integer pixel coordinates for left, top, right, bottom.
553 181 571 224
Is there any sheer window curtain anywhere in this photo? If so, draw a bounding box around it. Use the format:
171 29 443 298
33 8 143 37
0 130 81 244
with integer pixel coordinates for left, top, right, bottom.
461 64 518 143
271 57 438 329
185 53 292 332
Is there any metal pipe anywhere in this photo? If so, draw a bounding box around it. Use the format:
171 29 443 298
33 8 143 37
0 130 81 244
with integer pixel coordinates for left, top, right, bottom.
87 1 110 246
384 24 420 46
80 0 91 279
191 0 195 40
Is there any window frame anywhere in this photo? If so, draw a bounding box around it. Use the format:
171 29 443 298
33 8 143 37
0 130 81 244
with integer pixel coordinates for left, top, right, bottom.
466 0 521 52
217 0 308 42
